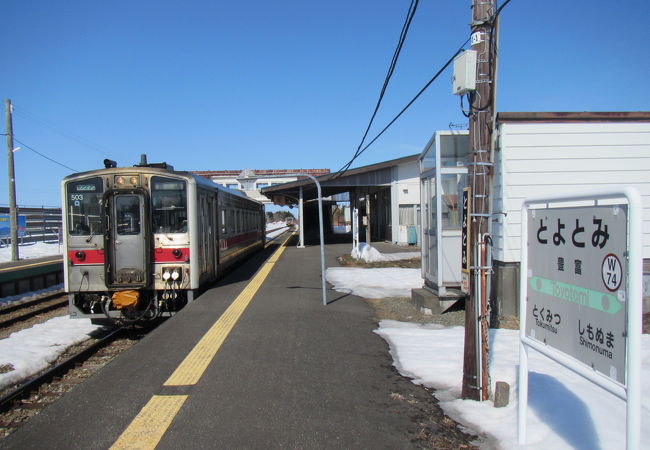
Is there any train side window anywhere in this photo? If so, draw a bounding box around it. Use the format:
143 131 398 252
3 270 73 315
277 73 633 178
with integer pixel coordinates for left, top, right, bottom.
221 210 226 234
151 177 187 233
228 209 234 234
66 177 104 236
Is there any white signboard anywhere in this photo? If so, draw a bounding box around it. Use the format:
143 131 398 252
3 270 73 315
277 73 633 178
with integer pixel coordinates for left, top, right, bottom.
526 204 627 382
518 189 642 449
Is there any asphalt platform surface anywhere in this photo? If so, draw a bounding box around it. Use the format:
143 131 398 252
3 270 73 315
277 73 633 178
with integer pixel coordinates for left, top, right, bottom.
1 234 468 449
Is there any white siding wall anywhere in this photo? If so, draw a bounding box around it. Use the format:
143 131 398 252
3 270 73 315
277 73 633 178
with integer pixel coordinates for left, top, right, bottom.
493 122 650 262
392 161 420 244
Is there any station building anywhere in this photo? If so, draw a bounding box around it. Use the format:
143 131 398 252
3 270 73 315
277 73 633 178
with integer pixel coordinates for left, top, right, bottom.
419 112 650 320
260 155 422 247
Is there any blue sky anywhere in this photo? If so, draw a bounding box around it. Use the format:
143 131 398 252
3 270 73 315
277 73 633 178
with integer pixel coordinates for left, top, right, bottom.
2 0 648 207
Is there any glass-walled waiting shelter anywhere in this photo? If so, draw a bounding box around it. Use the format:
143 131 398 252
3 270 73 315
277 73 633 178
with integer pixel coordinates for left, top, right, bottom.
419 130 469 297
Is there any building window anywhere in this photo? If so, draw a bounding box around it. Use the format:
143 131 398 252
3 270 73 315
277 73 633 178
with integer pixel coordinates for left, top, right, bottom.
226 183 239 190
399 205 417 226
240 180 255 190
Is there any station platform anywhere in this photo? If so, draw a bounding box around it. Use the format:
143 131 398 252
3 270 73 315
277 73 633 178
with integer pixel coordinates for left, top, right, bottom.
1 234 435 449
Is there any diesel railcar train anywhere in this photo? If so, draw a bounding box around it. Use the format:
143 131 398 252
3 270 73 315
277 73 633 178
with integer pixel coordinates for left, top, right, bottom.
62 156 265 324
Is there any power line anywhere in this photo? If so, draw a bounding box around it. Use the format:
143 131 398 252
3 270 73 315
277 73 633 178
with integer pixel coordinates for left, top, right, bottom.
335 37 470 177
335 0 514 177
336 0 419 177
13 137 78 172
13 105 112 157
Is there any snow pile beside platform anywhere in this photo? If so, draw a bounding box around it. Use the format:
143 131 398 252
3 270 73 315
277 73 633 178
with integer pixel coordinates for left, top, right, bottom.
351 243 419 263
0 317 103 390
326 267 422 298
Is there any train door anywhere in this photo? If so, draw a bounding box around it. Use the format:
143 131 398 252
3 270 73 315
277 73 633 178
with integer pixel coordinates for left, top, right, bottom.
198 191 216 280
105 191 151 287
212 194 219 277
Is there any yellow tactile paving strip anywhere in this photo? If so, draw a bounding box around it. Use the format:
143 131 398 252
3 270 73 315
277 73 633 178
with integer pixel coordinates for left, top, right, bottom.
110 235 291 449
110 395 188 450
164 238 288 386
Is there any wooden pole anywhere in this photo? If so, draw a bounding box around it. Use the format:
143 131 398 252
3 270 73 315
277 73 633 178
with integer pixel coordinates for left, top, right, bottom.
461 0 495 401
5 99 19 261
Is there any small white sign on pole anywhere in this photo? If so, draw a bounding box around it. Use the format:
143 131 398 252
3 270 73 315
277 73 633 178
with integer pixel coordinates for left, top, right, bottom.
518 188 642 450
352 207 359 252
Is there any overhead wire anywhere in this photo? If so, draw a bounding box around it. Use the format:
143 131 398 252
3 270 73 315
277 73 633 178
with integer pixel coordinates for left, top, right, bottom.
13 137 78 172
335 0 514 178
336 37 470 177
335 0 419 178
12 105 113 157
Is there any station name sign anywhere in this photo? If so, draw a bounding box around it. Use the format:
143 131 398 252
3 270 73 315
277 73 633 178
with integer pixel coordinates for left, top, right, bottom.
526 204 628 383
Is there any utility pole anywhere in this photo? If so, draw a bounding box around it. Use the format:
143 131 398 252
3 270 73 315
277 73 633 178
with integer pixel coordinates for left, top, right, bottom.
462 0 496 401
5 99 19 261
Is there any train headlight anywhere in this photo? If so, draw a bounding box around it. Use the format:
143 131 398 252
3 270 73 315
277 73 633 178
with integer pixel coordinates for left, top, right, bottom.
129 176 139 185
115 176 125 186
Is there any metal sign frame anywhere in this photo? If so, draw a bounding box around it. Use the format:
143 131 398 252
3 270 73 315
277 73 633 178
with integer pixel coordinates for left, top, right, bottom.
518 188 642 449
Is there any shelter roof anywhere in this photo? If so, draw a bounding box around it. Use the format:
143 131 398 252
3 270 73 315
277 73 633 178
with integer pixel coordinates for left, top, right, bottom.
260 154 419 206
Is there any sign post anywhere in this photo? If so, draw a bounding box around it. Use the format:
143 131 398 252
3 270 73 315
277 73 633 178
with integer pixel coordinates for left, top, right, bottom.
518 188 642 449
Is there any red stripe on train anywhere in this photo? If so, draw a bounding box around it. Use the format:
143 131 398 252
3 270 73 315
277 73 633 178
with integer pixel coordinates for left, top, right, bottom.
153 247 190 262
68 248 190 265
68 249 105 265
219 231 262 251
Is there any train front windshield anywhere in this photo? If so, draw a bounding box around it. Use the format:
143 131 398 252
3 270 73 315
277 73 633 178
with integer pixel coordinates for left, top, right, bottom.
151 176 187 233
66 177 104 235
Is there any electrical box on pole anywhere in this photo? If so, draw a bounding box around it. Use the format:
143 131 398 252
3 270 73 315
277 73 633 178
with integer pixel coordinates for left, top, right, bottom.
452 50 477 95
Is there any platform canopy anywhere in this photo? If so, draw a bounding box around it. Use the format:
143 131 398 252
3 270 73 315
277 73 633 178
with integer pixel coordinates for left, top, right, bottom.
260 154 418 206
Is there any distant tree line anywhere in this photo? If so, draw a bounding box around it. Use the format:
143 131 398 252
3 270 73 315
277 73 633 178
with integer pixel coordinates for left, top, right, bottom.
266 211 295 223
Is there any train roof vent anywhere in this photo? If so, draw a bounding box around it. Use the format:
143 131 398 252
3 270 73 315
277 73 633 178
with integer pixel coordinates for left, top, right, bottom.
133 154 174 170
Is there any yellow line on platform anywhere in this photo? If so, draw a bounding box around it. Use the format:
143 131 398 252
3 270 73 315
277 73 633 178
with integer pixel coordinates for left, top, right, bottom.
0 257 62 273
110 235 292 449
110 395 188 450
164 235 290 386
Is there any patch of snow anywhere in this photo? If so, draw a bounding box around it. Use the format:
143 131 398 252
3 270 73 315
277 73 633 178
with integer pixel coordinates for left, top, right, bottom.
0 241 63 263
0 316 103 391
326 267 422 298
351 243 419 263
375 321 650 449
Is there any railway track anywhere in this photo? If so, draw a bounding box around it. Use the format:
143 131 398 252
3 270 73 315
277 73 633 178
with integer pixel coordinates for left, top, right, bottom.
0 291 67 330
0 326 149 438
